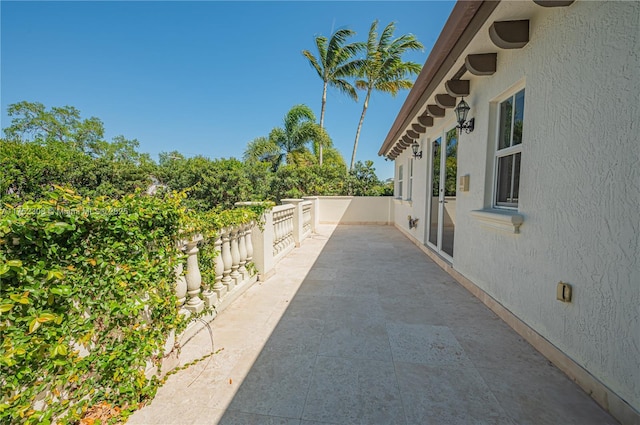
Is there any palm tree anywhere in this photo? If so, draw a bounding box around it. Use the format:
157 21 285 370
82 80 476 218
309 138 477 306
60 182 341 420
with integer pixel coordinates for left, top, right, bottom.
268 104 327 169
302 28 362 165
243 136 281 171
349 21 423 171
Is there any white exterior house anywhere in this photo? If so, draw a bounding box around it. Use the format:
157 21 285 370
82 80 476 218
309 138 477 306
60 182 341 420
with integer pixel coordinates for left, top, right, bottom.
379 1 639 423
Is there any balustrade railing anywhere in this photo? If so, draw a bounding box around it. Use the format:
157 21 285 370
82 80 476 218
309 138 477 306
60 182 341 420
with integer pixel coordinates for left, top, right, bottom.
272 204 295 260
174 197 319 319
174 221 259 317
164 197 319 375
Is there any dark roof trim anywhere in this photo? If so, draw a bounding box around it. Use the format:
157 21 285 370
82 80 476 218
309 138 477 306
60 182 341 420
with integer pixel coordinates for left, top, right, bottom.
378 0 500 156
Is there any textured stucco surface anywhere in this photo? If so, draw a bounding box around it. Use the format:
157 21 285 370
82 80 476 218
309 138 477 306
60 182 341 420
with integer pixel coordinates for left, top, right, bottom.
316 196 394 224
394 1 639 413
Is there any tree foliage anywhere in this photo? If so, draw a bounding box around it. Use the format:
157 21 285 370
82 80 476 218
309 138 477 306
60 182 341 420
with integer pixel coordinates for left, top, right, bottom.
4 102 104 155
2 101 392 214
1 103 155 204
266 104 331 169
347 160 393 196
155 154 256 210
349 21 423 170
243 136 281 171
302 28 363 165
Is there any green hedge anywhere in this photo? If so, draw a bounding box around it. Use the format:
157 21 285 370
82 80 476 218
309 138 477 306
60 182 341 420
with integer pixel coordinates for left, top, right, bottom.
0 188 267 424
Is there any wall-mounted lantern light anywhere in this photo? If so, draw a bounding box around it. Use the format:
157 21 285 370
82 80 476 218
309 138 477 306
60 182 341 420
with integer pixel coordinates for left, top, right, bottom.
408 215 419 229
411 141 422 159
455 98 475 134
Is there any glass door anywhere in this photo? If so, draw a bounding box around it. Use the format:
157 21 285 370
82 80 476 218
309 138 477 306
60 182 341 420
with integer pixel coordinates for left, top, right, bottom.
428 138 441 247
427 128 457 260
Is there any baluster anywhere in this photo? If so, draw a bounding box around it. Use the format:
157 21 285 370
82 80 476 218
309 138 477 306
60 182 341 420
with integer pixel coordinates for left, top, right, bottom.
273 212 280 255
304 207 311 232
282 214 288 249
230 228 241 285
276 213 283 253
287 214 294 248
221 228 234 291
238 224 248 279
212 233 226 298
278 211 287 252
175 262 187 312
245 222 254 268
184 239 204 313
290 214 295 245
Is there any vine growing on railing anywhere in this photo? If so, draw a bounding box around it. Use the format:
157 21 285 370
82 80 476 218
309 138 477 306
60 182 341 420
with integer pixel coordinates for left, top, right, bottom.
185 202 272 288
0 187 187 424
0 187 271 424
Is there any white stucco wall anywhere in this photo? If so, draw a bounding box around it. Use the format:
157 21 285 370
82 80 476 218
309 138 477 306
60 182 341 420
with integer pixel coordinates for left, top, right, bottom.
317 196 394 224
393 141 430 239
395 1 639 412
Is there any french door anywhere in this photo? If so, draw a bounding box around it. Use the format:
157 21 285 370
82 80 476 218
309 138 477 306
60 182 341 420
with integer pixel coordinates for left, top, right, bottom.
427 127 457 260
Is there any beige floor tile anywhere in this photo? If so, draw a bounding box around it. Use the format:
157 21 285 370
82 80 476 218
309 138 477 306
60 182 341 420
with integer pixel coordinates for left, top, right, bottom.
128 225 618 425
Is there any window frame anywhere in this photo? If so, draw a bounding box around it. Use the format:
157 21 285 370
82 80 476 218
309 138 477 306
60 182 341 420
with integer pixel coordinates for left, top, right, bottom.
407 158 413 201
397 164 404 199
493 86 525 209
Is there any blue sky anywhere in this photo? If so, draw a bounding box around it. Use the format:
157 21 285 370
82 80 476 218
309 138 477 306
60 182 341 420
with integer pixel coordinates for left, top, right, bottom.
1 1 455 180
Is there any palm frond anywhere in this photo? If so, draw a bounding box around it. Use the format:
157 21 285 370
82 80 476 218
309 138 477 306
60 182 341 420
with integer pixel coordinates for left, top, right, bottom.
314 35 328 68
330 78 358 101
387 34 424 56
373 79 415 96
302 50 323 78
388 61 422 78
355 79 369 91
283 104 316 136
366 20 379 58
243 136 282 170
378 21 396 52
269 127 287 149
333 59 365 79
326 28 355 67
341 40 366 58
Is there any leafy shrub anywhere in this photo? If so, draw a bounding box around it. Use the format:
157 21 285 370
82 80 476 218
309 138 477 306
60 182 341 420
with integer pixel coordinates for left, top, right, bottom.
0 188 186 423
0 186 268 423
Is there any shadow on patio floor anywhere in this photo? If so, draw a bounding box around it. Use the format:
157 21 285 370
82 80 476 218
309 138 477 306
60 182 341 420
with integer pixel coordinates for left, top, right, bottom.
128 225 616 425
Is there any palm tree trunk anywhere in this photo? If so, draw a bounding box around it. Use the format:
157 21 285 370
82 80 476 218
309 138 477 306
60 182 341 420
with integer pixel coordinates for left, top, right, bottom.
350 89 371 171
319 82 327 166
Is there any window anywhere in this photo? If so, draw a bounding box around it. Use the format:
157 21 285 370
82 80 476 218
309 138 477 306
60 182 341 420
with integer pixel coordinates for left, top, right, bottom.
407 158 413 200
397 164 404 198
495 88 525 208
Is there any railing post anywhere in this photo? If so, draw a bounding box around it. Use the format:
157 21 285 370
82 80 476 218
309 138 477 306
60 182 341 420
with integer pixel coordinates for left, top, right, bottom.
303 196 319 232
251 209 275 281
281 198 304 247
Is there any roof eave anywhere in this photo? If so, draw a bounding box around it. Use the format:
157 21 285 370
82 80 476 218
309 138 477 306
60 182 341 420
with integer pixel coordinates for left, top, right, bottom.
378 0 500 157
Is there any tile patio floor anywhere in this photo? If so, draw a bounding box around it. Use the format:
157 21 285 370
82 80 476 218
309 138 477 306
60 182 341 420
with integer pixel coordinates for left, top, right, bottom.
128 225 617 425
